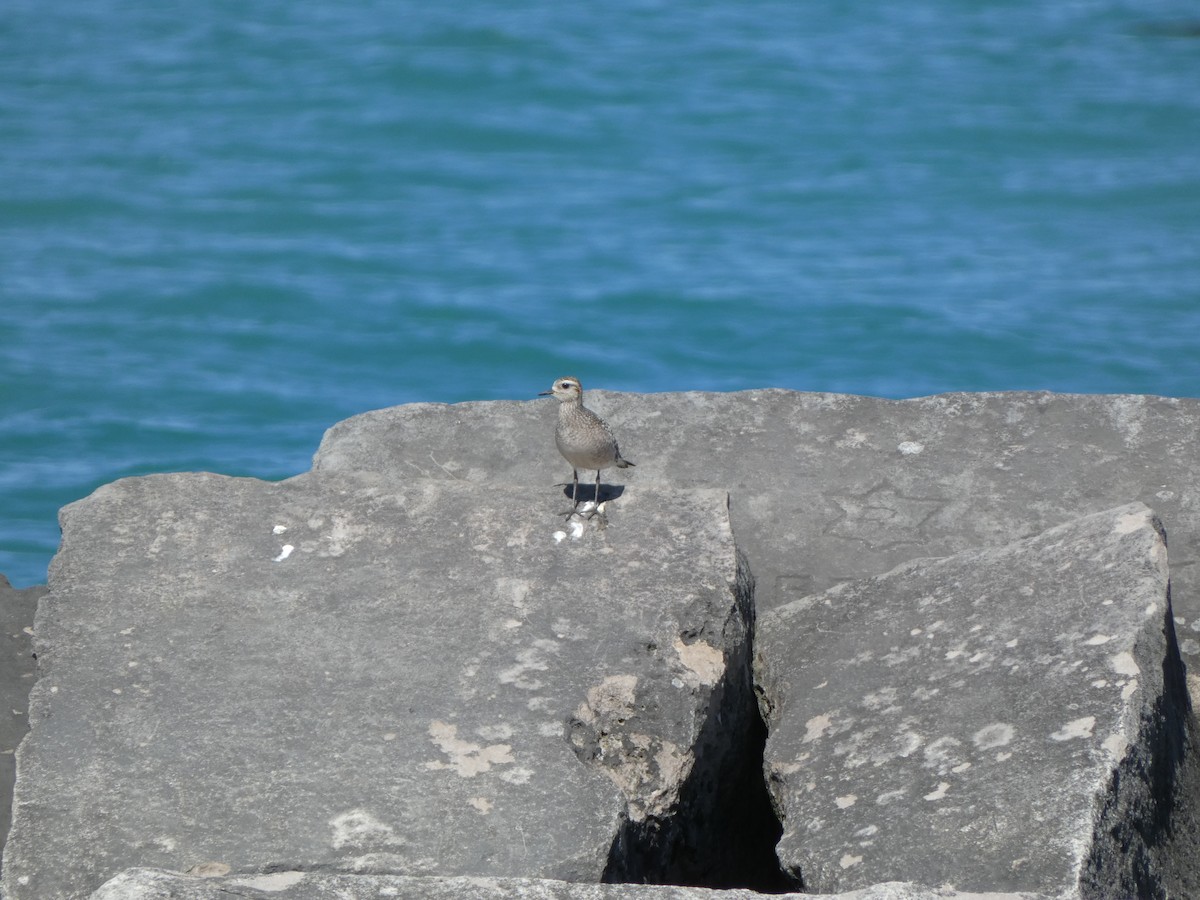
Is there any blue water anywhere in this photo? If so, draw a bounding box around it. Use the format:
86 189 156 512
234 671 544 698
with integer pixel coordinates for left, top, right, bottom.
3 1 1199 587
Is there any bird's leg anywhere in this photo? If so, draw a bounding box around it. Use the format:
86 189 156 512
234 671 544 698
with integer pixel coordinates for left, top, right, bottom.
558 469 583 520
584 469 602 518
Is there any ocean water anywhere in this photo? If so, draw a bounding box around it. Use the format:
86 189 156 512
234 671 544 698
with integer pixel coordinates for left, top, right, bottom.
3 1 1199 587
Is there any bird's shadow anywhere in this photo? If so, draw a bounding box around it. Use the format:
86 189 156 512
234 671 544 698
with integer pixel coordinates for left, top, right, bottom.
559 484 626 505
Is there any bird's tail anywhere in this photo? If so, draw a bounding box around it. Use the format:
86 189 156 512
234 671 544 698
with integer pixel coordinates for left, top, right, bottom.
616 458 635 468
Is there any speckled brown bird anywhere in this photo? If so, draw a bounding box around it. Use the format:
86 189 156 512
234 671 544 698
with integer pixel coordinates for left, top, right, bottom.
539 376 634 515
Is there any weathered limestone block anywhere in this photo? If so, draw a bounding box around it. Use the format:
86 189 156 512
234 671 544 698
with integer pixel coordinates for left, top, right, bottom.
87 867 1048 900
3 473 754 899
312 391 1200 698
0 576 40 862
755 503 1190 898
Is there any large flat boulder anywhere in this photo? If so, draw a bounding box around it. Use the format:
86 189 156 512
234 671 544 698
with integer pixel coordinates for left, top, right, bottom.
87 868 1047 899
3 473 758 899
755 503 1190 897
312 391 1200 701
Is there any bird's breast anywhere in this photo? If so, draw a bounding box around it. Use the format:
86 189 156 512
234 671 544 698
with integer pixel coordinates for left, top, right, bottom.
555 425 618 469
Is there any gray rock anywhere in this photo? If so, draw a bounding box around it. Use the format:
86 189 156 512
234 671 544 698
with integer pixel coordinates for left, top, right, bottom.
0 575 40 872
312 390 1200 704
10 389 1200 897
86 867 1048 900
755 503 1190 898
3 474 757 899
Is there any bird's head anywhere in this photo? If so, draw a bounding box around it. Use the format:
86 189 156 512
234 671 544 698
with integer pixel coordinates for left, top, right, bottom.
539 376 583 402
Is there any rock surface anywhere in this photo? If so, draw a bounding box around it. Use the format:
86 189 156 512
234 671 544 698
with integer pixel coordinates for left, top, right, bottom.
87 868 1046 900
0 576 39 870
755 504 1190 897
313 390 1200 703
3 474 759 899
4 389 1200 898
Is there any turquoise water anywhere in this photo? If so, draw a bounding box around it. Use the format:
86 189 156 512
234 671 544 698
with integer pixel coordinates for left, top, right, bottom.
3 1 1199 587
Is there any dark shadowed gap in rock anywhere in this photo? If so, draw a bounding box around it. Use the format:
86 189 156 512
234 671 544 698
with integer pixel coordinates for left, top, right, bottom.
1161 706 1200 899
1082 594 1198 900
600 554 799 893
601 707 797 892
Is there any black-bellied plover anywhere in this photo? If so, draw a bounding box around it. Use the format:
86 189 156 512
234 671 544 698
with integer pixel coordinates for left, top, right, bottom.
539 376 635 516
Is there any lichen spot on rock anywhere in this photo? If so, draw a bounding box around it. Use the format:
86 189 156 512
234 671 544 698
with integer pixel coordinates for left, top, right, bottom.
1050 716 1096 742
972 723 1014 750
425 720 516 777
1114 510 1150 534
672 635 724 687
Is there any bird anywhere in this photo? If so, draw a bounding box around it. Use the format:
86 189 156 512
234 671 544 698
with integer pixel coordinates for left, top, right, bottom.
539 376 634 516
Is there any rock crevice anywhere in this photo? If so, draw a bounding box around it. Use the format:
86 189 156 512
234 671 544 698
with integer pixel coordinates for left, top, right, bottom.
601 551 796 892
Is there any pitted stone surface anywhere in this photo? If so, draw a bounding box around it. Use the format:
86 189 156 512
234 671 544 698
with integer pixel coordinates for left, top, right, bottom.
311 391 1200 701
0 575 39 864
3 474 750 899
87 867 1049 899
755 503 1186 897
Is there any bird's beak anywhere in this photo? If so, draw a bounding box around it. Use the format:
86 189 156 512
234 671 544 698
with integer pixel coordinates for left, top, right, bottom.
538 390 552 396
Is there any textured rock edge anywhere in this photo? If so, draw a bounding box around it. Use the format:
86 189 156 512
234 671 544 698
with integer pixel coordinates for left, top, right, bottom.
752 505 1199 898
87 868 1050 900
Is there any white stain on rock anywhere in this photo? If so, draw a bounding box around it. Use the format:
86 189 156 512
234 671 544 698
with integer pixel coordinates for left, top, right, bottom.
804 713 834 743
186 862 230 877
323 514 356 557
673 636 725 687
876 788 907 805
1084 634 1112 646
897 441 925 455
894 730 923 759
576 674 638 726
498 640 559 690
923 736 964 773
1110 651 1140 677
861 686 899 712
1050 716 1096 742
476 724 513 741
272 544 294 562
924 781 950 801
233 872 307 890
837 429 871 449
495 578 532 618
330 810 403 850
972 723 1014 750
835 794 857 809
1103 733 1129 761
1113 510 1149 534
425 721 515 777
